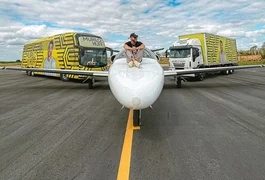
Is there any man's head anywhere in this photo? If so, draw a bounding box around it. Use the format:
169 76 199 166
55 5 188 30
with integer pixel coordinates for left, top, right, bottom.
130 33 138 43
220 40 223 52
48 40 54 58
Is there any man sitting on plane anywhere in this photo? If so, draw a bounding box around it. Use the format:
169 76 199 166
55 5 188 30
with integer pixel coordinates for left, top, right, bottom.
124 33 145 68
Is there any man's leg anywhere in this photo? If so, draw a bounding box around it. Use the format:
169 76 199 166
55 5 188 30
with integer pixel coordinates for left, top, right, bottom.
125 50 134 67
125 50 134 63
135 49 144 62
133 49 144 67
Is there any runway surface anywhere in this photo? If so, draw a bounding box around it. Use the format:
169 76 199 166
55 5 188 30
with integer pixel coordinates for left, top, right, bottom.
0 68 265 180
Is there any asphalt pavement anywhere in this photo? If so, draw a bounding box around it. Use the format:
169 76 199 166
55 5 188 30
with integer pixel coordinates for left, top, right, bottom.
0 68 265 180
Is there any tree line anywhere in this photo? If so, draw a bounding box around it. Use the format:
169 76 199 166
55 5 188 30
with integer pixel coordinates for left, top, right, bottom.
238 42 265 58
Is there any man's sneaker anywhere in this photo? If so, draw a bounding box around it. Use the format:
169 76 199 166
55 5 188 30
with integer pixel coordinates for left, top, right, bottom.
128 61 133 68
134 61 141 68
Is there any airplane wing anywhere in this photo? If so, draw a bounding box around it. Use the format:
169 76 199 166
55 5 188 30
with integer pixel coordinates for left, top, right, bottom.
164 65 265 76
151 48 164 52
2 67 109 77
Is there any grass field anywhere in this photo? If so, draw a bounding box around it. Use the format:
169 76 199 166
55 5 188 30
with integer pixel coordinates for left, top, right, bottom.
238 60 265 66
0 62 21 67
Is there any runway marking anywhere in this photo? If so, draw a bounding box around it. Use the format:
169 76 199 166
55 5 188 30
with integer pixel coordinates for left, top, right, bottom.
117 109 140 180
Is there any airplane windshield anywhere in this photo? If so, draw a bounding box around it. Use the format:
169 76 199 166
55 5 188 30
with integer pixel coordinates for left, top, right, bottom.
80 48 107 67
170 49 191 58
114 48 157 60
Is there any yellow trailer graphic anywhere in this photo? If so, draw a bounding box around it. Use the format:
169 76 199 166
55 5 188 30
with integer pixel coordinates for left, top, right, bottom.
179 33 238 65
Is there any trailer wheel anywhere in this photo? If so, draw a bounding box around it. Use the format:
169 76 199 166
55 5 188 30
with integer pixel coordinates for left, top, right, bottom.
27 71 31 76
60 74 69 81
30 71 34 76
229 69 233 74
221 70 229 75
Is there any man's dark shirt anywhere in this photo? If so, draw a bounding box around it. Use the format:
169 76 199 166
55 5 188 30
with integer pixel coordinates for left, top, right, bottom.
125 41 143 48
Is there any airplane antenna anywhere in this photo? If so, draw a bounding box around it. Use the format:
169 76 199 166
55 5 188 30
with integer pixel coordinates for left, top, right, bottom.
149 106 154 111
120 105 125 111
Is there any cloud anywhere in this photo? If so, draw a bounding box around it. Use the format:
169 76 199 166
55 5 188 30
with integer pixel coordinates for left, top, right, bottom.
0 0 265 61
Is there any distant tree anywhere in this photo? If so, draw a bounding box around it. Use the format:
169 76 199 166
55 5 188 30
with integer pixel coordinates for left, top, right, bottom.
250 45 258 55
16 60 21 62
261 42 265 50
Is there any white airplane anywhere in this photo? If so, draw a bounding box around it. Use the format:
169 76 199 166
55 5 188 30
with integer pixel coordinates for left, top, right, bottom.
2 48 265 126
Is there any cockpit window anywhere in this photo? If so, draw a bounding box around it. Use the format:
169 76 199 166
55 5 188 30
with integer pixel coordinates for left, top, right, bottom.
114 48 157 60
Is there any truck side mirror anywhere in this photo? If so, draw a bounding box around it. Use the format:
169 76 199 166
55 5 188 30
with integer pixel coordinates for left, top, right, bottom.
192 49 199 58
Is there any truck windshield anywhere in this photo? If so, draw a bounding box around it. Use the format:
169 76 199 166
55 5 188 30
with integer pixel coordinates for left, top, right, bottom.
80 48 107 67
170 49 191 58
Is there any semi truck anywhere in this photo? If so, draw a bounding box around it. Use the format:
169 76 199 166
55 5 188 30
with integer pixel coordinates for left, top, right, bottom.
167 33 238 81
21 32 112 82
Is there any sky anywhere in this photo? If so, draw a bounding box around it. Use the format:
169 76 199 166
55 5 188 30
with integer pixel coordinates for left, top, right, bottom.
0 0 265 61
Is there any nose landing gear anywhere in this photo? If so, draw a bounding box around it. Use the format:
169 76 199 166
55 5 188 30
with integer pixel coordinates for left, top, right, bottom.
133 110 141 126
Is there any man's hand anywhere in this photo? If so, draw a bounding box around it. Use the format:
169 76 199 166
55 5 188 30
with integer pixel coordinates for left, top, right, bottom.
132 47 137 52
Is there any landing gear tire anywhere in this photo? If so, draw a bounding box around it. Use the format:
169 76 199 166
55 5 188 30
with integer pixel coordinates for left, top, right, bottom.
176 77 182 88
196 73 204 81
88 79 93 89
60 74 69 81
133 110 141 126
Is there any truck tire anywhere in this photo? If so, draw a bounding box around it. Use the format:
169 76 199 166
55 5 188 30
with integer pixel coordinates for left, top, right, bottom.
60 74 69 81
221 70 229 75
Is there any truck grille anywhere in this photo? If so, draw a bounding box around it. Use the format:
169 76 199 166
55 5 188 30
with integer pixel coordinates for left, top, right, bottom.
173 62 185 68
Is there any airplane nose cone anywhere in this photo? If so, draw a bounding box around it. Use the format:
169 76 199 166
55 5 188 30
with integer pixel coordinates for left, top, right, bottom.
132 97 141 107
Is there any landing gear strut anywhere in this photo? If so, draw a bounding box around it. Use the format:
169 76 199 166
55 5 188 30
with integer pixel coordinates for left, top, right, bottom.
133 110 141 126
83 76 94 89
88 79 93 89
176 77 182 88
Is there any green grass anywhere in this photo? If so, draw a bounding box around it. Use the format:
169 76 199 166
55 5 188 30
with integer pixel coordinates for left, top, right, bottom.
0 62 21 67
238 60 265 66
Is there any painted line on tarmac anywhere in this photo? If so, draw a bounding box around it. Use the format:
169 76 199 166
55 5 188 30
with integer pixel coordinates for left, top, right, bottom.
117 109 140 180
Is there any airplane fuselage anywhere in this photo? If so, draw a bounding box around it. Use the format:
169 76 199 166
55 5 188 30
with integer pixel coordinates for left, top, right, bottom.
108 58 164 110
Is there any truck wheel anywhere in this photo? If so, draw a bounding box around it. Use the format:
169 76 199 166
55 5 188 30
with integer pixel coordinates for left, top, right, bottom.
30 71 34 76
60 74 69 81
222 70 229 75
27 71 31 76
229 69 233 74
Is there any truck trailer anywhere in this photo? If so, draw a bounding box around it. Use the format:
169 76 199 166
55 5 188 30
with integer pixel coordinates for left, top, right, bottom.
167 33 238 80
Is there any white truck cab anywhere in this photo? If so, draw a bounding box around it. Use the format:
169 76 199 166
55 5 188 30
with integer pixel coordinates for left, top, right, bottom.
168 38 203 71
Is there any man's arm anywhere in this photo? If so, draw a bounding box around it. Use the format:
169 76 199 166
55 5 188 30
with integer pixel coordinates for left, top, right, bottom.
124 43 133 50
136 43 145 50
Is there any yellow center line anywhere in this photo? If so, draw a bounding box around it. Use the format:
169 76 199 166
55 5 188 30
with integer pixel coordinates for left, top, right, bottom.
117 109 140 180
